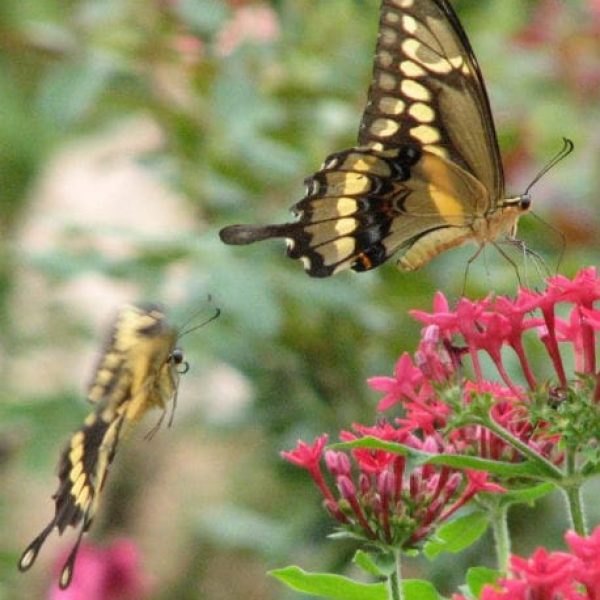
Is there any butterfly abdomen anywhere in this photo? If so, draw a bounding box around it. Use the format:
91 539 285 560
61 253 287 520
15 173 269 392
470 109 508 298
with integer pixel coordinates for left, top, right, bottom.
398 225 475 271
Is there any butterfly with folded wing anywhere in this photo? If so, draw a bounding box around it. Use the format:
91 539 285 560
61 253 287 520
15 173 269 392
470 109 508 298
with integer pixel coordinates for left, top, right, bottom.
220 0 571 277
18 304 189 589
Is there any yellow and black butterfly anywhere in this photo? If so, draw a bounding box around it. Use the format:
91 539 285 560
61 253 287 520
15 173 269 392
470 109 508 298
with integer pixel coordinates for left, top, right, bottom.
18 304 195 589
219 0 571 277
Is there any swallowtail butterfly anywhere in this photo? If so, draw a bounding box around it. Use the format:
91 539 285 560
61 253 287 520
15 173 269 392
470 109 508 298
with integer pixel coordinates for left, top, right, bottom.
18 304 188 589
220 0 569 277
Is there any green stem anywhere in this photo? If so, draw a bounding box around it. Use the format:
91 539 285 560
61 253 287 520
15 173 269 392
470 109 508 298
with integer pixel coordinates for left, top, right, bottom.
562 450 587 536
387 550 403 600
481 416 562 480
489 502 511 572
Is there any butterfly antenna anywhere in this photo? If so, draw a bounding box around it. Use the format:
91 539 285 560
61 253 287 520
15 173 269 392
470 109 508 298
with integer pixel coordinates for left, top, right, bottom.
179 306 221 338
178 295 216 332
524 138 574 196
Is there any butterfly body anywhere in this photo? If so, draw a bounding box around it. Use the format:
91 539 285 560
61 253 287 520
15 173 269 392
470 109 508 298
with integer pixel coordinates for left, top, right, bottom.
219 0 534 277
18 304 184 589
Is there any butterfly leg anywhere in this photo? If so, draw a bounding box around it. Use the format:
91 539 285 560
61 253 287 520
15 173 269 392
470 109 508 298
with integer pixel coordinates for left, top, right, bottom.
144 410 167 441
167 385 179 428
491 241 523 286
507 237 551 279
461 244 486 294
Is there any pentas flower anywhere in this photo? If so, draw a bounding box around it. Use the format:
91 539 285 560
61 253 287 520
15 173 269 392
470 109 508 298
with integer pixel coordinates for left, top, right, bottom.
370 268 600 463
454 526 600 600
48 539 150 600
281 423 505 549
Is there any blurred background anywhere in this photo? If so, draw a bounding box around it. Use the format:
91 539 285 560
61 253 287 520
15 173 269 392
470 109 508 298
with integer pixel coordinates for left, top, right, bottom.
1 0 599 598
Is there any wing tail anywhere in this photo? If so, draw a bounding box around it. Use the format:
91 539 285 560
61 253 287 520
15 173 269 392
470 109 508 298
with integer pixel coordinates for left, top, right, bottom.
219 223 293 245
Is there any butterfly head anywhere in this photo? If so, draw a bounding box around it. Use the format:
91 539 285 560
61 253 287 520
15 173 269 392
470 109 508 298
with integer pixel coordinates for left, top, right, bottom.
169 347 189 374
503 193 531 213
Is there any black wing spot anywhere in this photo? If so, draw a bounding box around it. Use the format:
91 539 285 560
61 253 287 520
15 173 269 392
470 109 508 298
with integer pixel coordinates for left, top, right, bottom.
396 145 421 167
352 243 388 272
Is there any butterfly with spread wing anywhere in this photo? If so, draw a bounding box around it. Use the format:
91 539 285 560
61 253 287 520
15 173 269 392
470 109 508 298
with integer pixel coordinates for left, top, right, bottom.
18 304 193 589
219 0 571 277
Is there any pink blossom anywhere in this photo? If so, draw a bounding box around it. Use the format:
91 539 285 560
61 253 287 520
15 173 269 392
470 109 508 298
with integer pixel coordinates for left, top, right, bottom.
216 5 280 56
474 528 600 600
281 434 328 472
566 528 600 596
284 424 504 548
48 539 149 600
368 352 425 411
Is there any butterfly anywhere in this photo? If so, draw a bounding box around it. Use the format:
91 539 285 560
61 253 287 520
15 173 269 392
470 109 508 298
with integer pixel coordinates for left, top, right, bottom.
18 304 189 589
219 0 570 278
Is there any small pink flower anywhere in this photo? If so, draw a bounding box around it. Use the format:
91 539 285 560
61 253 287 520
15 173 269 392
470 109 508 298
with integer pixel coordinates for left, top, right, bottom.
475 527 600 600
281 435 328 471
510 547 577 596
566 527 600 596
410 291 458 335
368 352 425 411
48 539 150 600
281 435 337 506
216 5 280 56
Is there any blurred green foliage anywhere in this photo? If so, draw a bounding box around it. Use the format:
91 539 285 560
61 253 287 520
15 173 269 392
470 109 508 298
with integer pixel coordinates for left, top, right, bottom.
1 0 600 598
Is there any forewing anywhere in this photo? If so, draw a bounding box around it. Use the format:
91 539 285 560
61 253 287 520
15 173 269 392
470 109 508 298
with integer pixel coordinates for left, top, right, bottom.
88 304 177 407
358 0 504 200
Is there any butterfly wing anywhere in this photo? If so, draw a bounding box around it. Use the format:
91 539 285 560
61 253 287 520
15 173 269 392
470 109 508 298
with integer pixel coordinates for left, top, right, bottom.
18 404 126 588
220 0 506 276
19 304 180 589
359 0 504 198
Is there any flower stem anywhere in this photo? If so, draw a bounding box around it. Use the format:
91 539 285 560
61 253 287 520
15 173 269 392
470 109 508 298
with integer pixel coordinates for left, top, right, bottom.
481 416 562 480
489 502 511 572
562 450 587 536
387 549 403 600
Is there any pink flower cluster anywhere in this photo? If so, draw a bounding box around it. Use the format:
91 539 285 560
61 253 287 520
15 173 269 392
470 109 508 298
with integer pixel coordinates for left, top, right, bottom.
282 268 600 549
282 425 503 548
370 268 600 463
454 526 600 600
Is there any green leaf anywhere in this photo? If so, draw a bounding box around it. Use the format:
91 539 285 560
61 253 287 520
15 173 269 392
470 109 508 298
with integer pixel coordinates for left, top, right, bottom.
499 482 555 507
423 511 489 559
353 550 395 577
403 579 445 600
269 566 387 600
332 437 554 479
466 567 501 597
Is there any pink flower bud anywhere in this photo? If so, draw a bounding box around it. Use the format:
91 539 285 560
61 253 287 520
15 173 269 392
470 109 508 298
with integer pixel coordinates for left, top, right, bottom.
337 475 357 501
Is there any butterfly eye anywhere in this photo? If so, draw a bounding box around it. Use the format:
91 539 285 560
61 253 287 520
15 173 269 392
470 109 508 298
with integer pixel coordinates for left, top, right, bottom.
170 348 189 373
520 195 532 211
